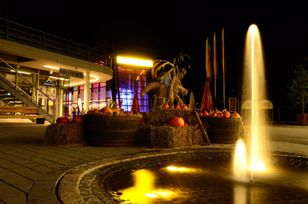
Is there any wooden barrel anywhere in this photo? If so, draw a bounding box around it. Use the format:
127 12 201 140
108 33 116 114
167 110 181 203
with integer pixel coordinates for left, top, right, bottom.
200 117 243 144
83 114 142 146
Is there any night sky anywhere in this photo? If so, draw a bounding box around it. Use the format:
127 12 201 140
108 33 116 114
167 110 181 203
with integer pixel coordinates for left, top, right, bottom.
1 1 308 108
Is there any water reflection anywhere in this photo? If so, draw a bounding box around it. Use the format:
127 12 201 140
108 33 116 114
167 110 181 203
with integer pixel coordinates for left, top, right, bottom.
119 169 177 204
110 160 308 204
164 165 201 173
233 184 247 204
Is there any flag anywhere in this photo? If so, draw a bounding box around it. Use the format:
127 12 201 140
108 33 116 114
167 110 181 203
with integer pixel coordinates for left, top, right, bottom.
213 32 217 78
221 27 226 108
131 82 140 114
205 38 211 79
213 32 217 99
200 78 213 112
221 28 225 79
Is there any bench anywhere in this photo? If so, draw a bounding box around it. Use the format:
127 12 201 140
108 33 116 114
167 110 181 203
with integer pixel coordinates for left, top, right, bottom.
0 106 45 124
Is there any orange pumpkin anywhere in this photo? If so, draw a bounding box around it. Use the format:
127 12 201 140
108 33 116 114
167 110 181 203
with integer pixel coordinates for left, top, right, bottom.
168 116 185 127
56 117 70 124
223 111 231 118
72 115 82 123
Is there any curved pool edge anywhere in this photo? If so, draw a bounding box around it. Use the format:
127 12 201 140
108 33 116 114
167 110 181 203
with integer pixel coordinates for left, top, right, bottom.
56 147 308 204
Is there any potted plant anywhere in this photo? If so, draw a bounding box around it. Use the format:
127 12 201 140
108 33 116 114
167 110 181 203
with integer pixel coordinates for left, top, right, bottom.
288 64 308 125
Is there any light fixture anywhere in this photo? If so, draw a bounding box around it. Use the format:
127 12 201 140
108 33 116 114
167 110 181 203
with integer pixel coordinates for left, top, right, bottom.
49 76 69 81
63 74 99 87
116 56 153 68
44 65 60 70
10 70 31 75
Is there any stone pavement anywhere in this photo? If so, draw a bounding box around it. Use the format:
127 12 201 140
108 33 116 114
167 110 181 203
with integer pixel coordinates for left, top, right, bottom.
0 122 307 204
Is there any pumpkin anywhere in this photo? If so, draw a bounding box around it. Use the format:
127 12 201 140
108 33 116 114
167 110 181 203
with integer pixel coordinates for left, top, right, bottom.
168 116 185 127
161 103 169 110
56 117 70 124
233 112 241 118
181 104 189 110
100 107 113 114
223 111 231 118
72 115 82 123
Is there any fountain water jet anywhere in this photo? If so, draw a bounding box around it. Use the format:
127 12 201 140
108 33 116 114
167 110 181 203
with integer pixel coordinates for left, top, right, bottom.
233 24 271 182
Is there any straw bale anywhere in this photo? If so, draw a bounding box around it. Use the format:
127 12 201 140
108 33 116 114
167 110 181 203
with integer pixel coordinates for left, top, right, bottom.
145 109 197 126
44 123 84 145
148 125 193 148
192 126 207 145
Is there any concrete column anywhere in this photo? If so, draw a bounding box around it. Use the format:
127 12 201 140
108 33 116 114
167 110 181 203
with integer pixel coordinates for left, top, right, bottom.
31 74 38 102
59 80 64 117
55 87 59 119
84 70 90 113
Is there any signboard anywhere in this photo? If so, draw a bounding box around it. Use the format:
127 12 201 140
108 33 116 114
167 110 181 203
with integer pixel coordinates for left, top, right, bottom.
43 79 55 87
59 68 84 79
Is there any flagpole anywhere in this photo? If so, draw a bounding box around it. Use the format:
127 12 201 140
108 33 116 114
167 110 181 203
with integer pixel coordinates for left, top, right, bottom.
213 32 217 102
205 37 211 78
222 28 226 109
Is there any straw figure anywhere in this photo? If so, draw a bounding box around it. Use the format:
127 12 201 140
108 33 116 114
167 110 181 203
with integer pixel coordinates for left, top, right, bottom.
141 54 190 108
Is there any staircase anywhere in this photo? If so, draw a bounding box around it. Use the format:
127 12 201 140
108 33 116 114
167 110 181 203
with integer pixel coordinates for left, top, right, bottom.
0 66 55 123
0 88 24 106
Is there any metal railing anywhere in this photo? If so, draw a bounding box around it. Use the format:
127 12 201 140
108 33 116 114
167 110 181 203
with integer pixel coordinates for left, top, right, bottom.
0 58 56 123
0 17 111 66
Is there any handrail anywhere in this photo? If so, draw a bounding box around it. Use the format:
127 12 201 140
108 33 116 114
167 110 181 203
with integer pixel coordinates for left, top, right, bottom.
0 17 110 65
0 58 55 103
0 57 56 122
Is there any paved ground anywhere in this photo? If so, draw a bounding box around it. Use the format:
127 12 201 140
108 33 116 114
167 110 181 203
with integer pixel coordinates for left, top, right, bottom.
0 122 307 204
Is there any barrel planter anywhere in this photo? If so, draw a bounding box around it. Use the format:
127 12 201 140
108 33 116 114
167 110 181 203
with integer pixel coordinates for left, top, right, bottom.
200 117 243 144
296 113 308 125
83 114 142 146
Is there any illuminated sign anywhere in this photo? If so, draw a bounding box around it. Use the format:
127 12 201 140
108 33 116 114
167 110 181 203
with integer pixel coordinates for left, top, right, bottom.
59 68 84 79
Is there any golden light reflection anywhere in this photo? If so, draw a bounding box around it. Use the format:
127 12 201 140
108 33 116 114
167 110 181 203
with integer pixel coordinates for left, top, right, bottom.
165 165 199 173
233 184 247 204
120 169 178 204
233 139 248 181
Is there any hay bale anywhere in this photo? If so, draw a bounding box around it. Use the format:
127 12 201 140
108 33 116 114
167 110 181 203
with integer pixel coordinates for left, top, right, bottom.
192 126 207 145
145 109 196 126
44 123 84 145
149 125 193 148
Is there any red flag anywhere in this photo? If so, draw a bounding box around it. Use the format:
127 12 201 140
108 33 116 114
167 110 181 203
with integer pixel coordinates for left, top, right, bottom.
205 38 212 79
200 78 213 112
131 85 140 114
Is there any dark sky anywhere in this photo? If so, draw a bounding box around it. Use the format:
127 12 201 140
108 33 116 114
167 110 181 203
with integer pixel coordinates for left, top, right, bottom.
1 0 308 107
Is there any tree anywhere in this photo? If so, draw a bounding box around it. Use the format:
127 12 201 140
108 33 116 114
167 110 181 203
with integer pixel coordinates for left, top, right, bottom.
288 64 308 114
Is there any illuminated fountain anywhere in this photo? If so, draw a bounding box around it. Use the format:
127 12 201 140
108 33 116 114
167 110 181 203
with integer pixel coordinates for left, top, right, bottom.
233 24 270 182
57 24 308 204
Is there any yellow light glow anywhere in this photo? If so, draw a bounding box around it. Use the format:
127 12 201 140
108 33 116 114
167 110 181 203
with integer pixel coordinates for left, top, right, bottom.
145 189 176 199
43 65 60 70
10 70 31 75
165 165 197 173
250 161 267 172
120 169 178 203
233 139 248 181
49 76 69 81
116 56 153 67
145 193 158 198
